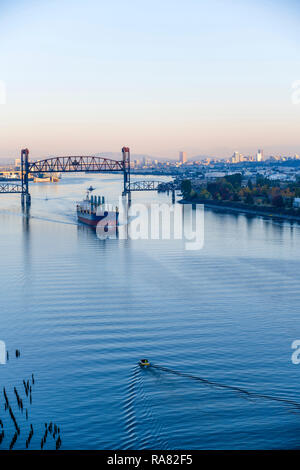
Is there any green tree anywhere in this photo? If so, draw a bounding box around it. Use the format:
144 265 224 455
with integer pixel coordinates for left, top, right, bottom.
224 173 242 188
190 189 197 199
245 193 254 205
181 179 192 199
272 195 284 208
199 189 211 200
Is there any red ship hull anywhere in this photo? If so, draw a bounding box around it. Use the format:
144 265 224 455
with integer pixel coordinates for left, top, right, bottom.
77 212 119 227
77 215 100 226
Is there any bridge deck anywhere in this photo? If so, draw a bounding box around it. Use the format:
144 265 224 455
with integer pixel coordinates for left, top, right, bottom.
0 183 23 193
28 156 124 173
129 180 164 191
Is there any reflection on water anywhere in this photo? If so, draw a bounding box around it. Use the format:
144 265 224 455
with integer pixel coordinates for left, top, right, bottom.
0 173 300 449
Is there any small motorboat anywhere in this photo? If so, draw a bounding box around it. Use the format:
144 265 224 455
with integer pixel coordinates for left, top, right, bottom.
139 359 150 368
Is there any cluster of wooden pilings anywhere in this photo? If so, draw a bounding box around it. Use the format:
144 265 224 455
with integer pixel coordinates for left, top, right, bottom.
41 422 62 450
0 419 4 444
1 349 62 450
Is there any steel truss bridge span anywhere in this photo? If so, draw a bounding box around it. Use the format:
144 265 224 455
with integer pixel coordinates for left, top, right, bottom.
0 148 174 205
27 156 124 173
0 183 23 193
129 180 162 191
19 147 131 205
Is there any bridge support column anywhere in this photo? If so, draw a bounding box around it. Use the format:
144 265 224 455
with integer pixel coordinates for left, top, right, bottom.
122 147 131 201
21 148 31 206
172 189 175 204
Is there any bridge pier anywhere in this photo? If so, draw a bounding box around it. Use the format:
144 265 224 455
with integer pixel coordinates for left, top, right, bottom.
122 147 131 202
21 148 31 207
122 190 131 204
21 193 31 207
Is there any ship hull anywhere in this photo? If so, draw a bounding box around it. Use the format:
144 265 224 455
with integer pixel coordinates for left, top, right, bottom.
77 216 98 226
77 214 105 226
77 212 119 227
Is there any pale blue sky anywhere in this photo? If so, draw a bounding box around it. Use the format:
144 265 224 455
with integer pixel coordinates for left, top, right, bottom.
0 0 300 159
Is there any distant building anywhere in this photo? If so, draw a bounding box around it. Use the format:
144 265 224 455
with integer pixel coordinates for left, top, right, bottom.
231 151 242 163
293 198 300 208
179 151 187 164
205 171 227 179
256 149 264 162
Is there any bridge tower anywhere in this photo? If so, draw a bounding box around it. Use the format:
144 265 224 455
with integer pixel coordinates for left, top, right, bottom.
122 147 131 202
21 148 31 206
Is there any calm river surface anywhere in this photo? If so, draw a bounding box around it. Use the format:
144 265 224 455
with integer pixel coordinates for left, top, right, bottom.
0 173 300 450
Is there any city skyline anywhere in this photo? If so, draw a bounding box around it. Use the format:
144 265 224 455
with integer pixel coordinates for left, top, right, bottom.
0 0 300 159
0 147 300 165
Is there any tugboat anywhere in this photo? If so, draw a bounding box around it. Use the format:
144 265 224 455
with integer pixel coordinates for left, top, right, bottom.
76 190 119 227
139 359 151 368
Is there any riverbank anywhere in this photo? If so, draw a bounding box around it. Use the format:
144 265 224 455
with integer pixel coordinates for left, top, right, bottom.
179 198 300 222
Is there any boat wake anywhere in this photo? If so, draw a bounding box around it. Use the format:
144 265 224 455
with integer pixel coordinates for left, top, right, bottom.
151 364 300 411
121 365 140 449
122 365 168 450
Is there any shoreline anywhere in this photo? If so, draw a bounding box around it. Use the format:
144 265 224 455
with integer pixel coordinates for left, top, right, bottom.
179 199 300 222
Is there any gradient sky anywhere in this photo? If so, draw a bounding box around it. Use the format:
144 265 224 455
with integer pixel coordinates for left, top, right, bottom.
0 0 300 159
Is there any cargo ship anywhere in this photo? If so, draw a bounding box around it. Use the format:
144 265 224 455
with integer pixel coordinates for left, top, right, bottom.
76 191 119 227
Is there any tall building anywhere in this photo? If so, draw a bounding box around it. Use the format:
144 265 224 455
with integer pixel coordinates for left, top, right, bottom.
231 151 242 163
256 149 264 162
179 151 187 164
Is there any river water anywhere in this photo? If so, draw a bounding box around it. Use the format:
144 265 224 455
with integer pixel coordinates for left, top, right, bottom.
0 173 300 450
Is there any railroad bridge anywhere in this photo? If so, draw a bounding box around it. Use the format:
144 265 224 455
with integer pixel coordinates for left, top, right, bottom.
0 148 174 205
129 180 162 191
0 182 23 194
19 147 131 205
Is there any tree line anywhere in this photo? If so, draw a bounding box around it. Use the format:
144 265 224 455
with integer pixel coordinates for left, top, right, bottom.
181 173 300 209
